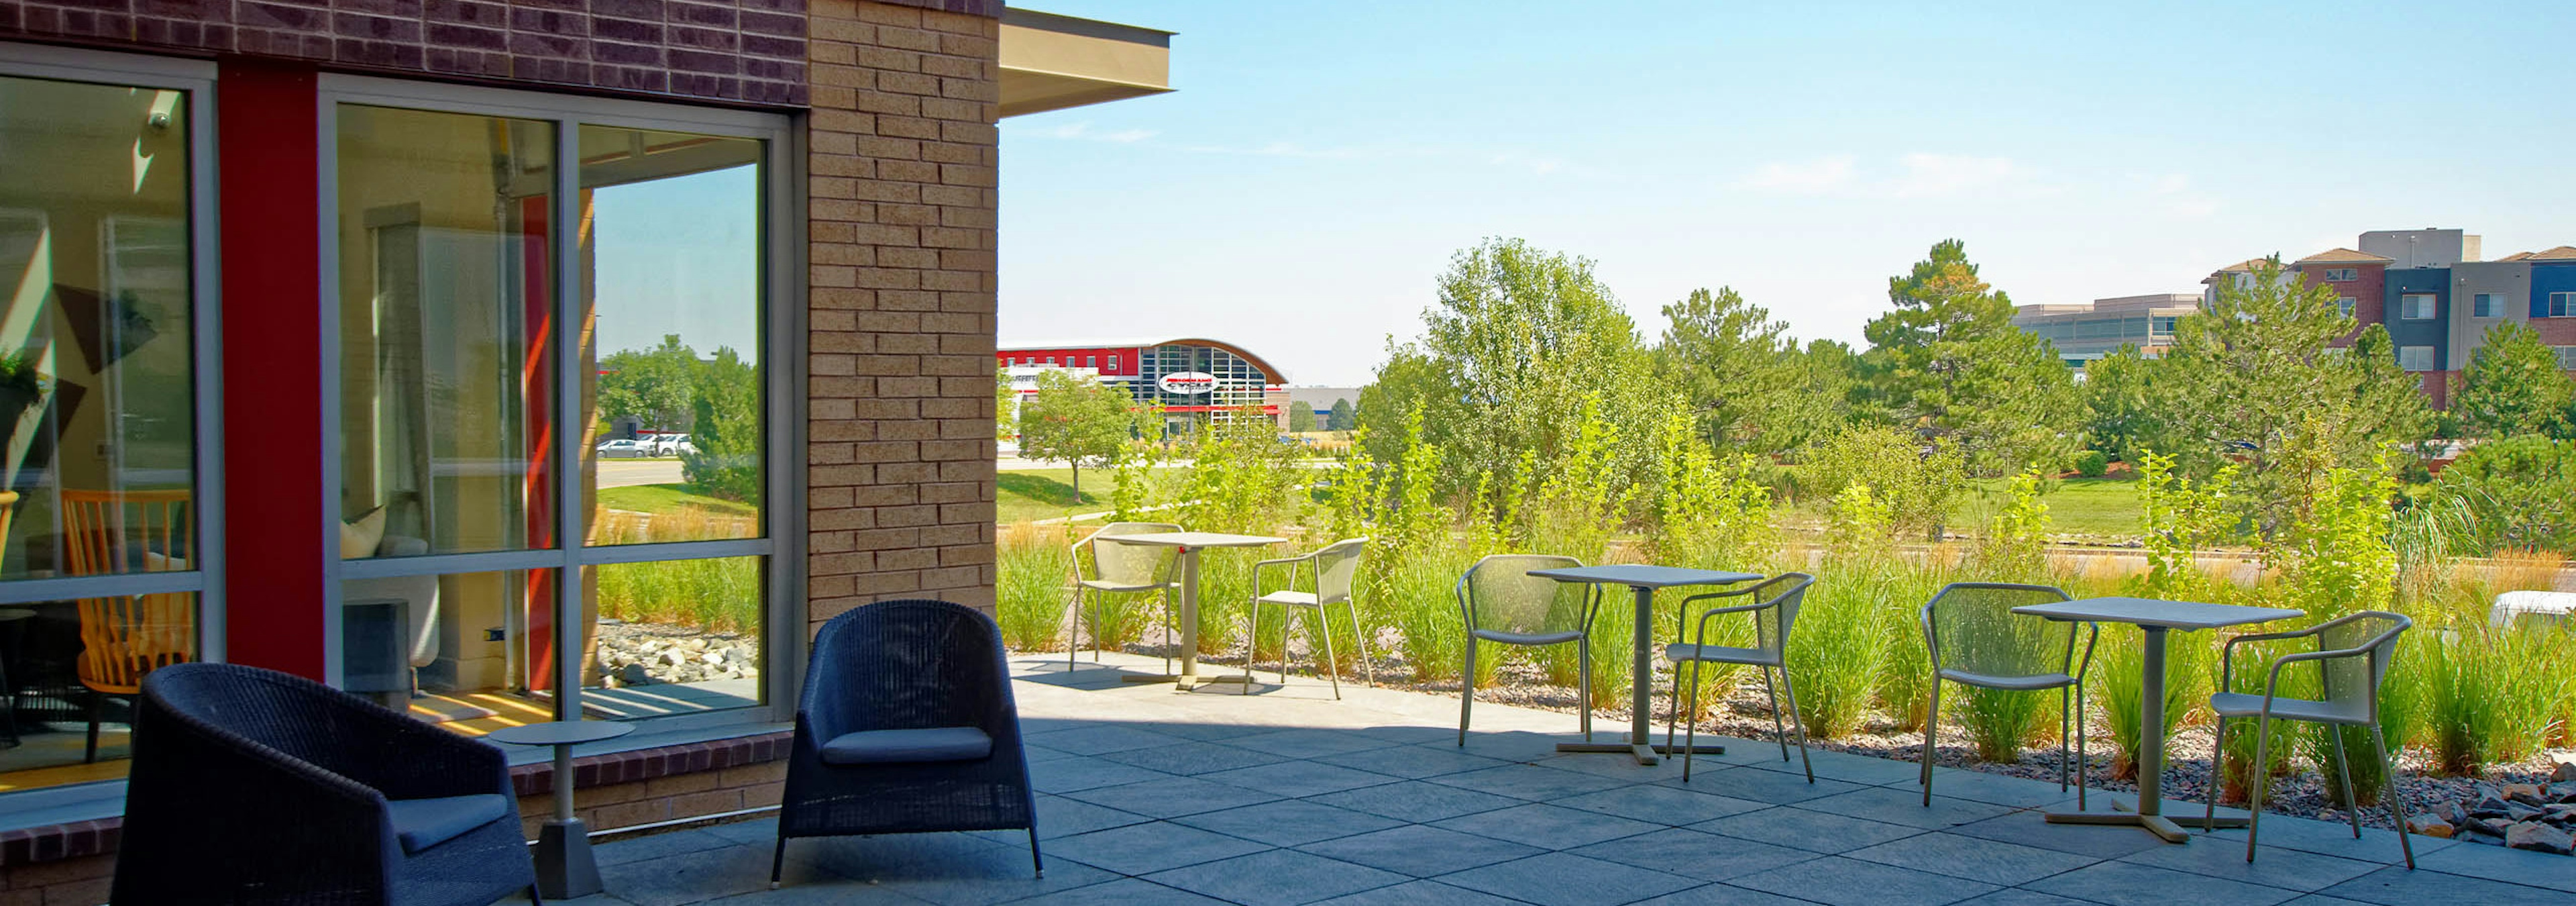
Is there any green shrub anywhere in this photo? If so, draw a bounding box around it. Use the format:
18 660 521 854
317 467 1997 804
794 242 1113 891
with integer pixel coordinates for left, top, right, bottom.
996 523 1074 651
2429 435 2576 554
2422 625 2569 775
2091 630 2208 781
1785 576 1890 738
2072 450 2109 478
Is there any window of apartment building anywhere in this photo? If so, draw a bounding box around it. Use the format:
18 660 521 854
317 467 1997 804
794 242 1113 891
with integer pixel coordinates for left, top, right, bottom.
2398 346 2435 372
2150 316 2177 336
2322 268 2359 282
2400 293 2436 320
2473 293 2504 318
2551 292 2576 317
1108 355 1119 371
0 49 219 787
325 77 795 738
1085 355 1097 368
2335 297 2357 318
2557 347 2576 370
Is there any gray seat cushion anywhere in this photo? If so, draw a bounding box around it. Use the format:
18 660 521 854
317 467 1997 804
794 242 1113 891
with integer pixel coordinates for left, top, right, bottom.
1937 668 2076 691
821 726 994 765
386 793 508 854
1471 628 1585 646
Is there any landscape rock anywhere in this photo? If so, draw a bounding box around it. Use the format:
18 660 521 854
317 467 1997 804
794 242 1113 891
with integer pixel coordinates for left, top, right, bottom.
2407 814 2455 839
2554 761 2575 784
2439 799 2471 825
2508 821 2576 856
618 663 652 686
2505 783 2551 807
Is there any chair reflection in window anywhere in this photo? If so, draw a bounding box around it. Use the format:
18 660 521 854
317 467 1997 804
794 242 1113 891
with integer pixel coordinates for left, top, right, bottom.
60 489 194 762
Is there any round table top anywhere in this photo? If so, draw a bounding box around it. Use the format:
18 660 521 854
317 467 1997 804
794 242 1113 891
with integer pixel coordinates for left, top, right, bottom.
484 720 636 747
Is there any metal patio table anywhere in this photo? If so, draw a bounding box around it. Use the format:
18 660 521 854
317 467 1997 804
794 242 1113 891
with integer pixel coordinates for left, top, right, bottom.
1527 564 1761 764
487 719 636 899
1103 532 1285 691
2012 595 2302 843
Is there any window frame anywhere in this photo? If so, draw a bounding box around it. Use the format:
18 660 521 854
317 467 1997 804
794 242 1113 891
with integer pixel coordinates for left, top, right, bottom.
2400 293 2436 321
2322 268 2359 282
2397 345 2435 372
315 74 805 731
2473 293 2502 318
2557 347 2576 371
2551 292 2576 318
0 44 228 651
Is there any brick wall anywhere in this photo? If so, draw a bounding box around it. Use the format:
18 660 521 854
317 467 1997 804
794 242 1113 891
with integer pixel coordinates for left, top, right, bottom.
0 0 812 105
803 0 1000 627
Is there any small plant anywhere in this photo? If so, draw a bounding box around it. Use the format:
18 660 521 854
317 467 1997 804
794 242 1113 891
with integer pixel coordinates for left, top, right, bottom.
996 522 1075 652
1785 576 1890 738
2072 450 2109 478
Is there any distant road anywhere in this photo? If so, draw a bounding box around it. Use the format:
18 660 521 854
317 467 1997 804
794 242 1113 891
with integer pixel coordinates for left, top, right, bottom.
598 458 684 489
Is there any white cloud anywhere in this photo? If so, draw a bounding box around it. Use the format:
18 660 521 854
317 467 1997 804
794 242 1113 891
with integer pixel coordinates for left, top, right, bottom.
1888 153 2021 198
1733 154 1858 194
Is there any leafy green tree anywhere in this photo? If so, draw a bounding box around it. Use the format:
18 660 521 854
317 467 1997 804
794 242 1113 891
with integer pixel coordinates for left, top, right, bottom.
1016 370 1133 499
680 346 760 503
2430 435 2576 554
1287 401 1317 432
2081 344 2176 464
1653 286 1804 452
1858 240 2080 474
2453 321 2575 440
1798 423 1966 541
2158 258 2432 536
996 366 1016 439
1776 338 1863 450
1327 397 1354 431
599 334 701 431
1364 238 1670 504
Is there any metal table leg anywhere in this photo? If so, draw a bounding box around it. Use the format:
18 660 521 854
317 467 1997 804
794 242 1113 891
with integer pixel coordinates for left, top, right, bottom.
1553 585 1719 764
533 742 604 899
2044 625 2240 842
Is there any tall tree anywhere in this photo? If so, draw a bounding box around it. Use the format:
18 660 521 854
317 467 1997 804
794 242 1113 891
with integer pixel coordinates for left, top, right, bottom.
1016 370 1134 498
1287 401 1317 432
2453 321 2575 440
1327 397 1354 432
680 346 760 503
1858 240 2080 474
598 334 700 432
1653 287 1803 452
2159 258 2432 536
1364 238 1669 501
996 366 1016 439
2081 344 2175 464
1778 338 1862 451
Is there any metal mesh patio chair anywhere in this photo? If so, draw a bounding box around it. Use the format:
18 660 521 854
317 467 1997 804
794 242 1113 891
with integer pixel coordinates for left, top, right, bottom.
1065 521 1181 672
1916 582 2099 806
114 662 535 905
1456 554 1600 746
2204 610 2414 868
775 599 1039 887
1665 573 1815 781
1242 538 1373 698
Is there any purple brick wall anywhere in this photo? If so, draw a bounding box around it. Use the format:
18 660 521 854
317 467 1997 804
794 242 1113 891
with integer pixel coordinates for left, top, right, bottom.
0 0 828 105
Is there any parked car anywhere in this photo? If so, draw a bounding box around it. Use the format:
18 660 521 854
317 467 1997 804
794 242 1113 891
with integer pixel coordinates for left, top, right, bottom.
596 438 651 458
650 434 693 457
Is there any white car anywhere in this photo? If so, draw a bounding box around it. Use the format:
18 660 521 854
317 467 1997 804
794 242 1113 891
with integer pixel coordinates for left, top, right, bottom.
596 438 651 458
649 434 693 457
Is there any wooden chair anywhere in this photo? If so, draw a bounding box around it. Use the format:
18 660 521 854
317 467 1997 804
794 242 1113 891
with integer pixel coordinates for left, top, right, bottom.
60 489 195 762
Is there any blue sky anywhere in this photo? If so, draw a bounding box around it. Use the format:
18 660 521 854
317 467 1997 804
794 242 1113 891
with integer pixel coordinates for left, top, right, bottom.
999 1 2576 386
592 164 762 362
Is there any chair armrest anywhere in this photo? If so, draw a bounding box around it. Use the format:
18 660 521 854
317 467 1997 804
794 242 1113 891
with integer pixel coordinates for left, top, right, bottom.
1692 598 1777 642
2220 627 2314 689
310 691 513 801
1251 555 1308 597
2260 646 2368 700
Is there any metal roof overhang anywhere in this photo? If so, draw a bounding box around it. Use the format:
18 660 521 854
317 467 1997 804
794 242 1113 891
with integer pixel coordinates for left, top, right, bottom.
1000 9 1174 118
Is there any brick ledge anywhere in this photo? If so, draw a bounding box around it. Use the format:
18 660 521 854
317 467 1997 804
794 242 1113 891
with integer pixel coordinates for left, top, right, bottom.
0 730 794 866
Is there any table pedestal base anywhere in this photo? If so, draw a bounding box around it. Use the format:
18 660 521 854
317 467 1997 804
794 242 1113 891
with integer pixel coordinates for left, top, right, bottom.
533 818 604 899
2042 797 2249 844
1552 742 1724 765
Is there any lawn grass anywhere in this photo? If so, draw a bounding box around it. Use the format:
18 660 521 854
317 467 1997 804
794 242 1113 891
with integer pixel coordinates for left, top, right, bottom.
1953 474 2145 539
998 468 1104 524
597 483 759 517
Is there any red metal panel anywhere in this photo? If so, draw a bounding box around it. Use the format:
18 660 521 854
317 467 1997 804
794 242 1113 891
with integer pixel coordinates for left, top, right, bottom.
216 56 327 679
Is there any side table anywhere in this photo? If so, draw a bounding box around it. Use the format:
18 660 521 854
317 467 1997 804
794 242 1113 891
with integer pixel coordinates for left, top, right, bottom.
486 719 636 899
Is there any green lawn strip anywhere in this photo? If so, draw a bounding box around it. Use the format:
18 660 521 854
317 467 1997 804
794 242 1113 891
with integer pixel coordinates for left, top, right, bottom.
597 483 759 517
999 468 1106 524
1951 475 2144 539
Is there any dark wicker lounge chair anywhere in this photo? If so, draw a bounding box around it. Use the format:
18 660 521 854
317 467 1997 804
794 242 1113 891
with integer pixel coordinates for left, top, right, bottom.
114 662 536 905
773 598 1039 887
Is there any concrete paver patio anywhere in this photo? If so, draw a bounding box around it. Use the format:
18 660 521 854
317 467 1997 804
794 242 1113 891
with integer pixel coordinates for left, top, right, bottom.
534 651 2576 906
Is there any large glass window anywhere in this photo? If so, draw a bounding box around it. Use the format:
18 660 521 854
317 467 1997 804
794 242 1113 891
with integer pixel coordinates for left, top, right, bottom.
328 87 782 736
0 68 205 786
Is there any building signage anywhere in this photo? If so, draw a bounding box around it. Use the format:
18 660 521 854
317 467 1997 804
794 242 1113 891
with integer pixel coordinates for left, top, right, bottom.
1157 371 1218 395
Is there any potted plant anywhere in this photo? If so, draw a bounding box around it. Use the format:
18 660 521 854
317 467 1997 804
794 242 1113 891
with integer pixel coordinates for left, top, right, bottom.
0 355 44 452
